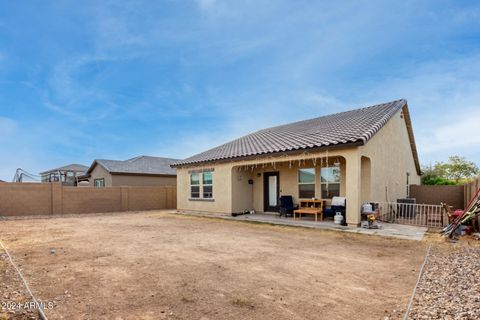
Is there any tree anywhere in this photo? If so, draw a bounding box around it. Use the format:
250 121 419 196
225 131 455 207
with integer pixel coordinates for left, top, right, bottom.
421 156 479 185
442 156 479 183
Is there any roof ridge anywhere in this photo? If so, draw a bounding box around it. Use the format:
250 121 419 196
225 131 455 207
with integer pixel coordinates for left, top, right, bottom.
257 99 406 134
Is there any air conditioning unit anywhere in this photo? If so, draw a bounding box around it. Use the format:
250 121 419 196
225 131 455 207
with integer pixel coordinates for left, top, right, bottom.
397 198 416 217
397 198 416 204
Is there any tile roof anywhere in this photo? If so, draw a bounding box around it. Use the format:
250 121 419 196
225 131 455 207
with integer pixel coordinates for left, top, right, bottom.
40 164 89 175
173 99 411 167
89 156 179 176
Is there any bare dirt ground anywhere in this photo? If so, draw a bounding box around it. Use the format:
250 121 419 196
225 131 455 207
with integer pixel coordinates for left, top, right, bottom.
1 250 39 320
0 211 426 320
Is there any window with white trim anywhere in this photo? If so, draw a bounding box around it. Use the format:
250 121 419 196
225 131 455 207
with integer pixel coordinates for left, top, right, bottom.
298 168 315 198
94 178 105 188
202 171 213 198
190 173 200 198
321 167 340 198
190 171 214 199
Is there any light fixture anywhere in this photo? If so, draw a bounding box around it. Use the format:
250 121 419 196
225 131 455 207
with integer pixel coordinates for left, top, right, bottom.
334 158 340 167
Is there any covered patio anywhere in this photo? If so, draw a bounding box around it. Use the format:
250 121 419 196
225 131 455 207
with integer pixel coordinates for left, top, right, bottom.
231 149 372 226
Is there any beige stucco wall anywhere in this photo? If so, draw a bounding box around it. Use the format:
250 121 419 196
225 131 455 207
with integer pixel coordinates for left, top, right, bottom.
176 165 233 213
89 165 113 187
358 108 421 203
176 148 362 223
111 175 176 187
232 169 254 213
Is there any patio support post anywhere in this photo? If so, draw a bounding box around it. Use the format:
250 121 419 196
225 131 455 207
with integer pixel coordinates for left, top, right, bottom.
345 154 361 226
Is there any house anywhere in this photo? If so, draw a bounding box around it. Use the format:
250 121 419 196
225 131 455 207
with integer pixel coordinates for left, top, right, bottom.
171 99 421 225
82 156 179 187
40 164 89 186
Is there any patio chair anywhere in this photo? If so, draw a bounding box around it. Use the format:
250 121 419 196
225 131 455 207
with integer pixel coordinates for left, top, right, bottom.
323 197 347 225
278 195 298 218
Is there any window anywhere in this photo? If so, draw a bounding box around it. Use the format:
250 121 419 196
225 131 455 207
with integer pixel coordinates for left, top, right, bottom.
321 167 340 198
298 168 315 198
190 173 200 198
202 171 213 198
94 178 105 188
190 171 213 200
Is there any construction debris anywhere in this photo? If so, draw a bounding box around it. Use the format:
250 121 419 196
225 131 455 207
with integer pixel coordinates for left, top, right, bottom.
408 246 480 320
441 188 480 238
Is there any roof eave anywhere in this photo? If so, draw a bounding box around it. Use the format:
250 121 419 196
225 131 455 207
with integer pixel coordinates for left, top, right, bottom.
171 140 365 168
86 160 112 175
401 103 422 175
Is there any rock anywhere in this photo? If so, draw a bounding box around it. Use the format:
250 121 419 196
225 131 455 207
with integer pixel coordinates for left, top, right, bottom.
408 246 480 319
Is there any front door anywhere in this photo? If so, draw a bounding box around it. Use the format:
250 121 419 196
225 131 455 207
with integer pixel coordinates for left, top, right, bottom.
264 172 280 212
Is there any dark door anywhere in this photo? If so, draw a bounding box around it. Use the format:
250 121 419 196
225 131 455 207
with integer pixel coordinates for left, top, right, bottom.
264 171 280 212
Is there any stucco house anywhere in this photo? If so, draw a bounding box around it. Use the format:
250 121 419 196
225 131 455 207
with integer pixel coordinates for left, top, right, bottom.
82 156 179 187
171 99 421 225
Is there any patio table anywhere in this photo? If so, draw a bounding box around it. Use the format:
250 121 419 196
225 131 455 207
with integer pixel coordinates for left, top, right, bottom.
293 208 323 222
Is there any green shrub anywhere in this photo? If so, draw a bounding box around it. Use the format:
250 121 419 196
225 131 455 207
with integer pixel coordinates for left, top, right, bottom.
422 177 457 185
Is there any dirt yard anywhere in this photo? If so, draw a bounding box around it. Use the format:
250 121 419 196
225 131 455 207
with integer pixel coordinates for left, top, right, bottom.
0 211 426 320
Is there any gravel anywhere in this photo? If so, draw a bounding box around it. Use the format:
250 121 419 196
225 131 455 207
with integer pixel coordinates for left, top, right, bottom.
408 246 480 320
0 251 39 320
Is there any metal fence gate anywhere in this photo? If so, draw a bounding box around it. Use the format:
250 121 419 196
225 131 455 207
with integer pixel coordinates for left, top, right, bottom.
374 202 448 228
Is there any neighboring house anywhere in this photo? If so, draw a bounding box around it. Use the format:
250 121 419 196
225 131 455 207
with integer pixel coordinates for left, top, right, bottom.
40 164 89 186
171 99 421 225
82 156 179 187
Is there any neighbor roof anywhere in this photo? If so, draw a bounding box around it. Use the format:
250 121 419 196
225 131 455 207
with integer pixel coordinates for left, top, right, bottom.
87 156 179 176
173 99 420 174
40 164 89 175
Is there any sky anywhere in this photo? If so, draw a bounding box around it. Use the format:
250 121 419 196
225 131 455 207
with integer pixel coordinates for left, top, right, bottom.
0 0 480 181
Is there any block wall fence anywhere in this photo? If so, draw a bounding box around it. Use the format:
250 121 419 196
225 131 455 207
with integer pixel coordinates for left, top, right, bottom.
0 182 176 216
409 185 464 209
464 176 480 207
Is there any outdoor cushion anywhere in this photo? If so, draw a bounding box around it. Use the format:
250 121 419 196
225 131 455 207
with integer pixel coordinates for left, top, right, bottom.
331 197 346 206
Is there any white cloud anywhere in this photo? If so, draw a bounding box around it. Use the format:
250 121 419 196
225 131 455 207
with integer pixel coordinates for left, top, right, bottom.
422 110 480 154
37 54 121 122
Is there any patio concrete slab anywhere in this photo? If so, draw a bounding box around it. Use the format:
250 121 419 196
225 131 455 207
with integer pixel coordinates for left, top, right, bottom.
177 211 427 241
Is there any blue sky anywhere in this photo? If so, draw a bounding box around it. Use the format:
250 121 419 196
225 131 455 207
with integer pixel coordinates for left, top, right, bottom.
1 0 480 181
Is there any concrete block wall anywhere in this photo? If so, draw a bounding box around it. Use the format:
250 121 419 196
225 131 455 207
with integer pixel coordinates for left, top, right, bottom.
0 182 177 216
409 184 465 209
62 186 123 214
0 183 52 216
128 186 176 211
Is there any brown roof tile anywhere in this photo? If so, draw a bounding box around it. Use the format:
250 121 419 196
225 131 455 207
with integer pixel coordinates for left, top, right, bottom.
173 99 410 167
